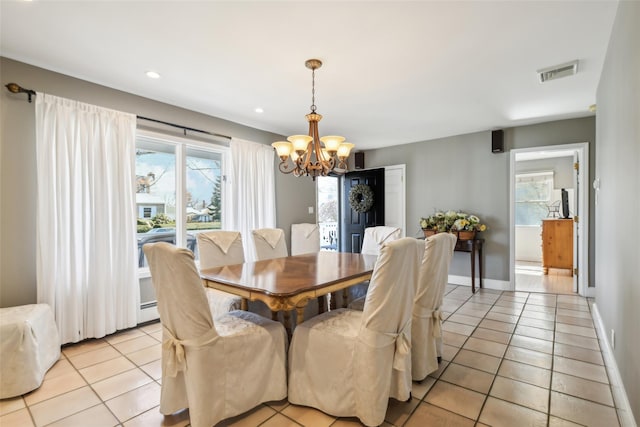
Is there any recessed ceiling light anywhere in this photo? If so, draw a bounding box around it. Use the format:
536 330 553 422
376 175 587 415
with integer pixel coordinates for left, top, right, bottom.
145 71 160 79
255 107 264 114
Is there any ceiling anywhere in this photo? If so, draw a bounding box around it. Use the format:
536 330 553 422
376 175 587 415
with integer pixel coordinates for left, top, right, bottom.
0 1 618 150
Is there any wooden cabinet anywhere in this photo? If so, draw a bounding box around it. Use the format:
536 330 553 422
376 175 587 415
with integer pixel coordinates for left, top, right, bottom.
541 219 573 275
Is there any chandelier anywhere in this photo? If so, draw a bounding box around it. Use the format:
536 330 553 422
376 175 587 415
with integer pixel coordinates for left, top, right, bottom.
272 59 354 180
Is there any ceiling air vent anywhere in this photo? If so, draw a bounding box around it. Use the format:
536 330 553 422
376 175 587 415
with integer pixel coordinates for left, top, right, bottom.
537 60 579 83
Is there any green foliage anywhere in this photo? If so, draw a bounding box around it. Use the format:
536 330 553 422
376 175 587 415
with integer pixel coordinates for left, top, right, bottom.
420 210 487 232
209 176 222 222
136 213 175 233
151 213 174 226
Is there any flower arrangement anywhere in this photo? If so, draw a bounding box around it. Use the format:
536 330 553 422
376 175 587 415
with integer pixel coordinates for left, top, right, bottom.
420 210 487 233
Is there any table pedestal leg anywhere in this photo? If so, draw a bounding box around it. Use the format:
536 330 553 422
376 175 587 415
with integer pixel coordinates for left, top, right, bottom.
283 311 292 339
241 298 248 311
330 292 337 310
271 311 278 321
317 296 326 314
296 307 305 327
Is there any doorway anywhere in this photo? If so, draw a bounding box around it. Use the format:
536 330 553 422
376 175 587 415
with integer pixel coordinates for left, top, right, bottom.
341 168 385 253
509 143 589 295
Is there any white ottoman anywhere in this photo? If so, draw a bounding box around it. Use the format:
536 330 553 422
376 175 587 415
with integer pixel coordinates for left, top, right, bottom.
0 304 61 398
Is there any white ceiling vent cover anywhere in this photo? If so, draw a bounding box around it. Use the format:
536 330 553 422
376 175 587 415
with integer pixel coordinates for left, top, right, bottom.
537 60 579 83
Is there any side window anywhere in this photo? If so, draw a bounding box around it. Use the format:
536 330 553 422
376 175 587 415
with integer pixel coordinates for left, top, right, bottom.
136 134 225 268
317 176 339 251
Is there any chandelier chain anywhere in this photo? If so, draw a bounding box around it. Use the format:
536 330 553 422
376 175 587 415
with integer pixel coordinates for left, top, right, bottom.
310 67 316 113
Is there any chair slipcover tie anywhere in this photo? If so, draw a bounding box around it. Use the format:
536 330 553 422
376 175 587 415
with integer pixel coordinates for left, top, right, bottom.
359 321 411 372
414 306 443 338
162 326 219 377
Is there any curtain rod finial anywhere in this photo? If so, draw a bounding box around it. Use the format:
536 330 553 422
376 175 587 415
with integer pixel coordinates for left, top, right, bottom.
5 82 36 102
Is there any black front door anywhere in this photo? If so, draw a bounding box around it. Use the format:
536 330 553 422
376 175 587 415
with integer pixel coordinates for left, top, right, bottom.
341 168 385 253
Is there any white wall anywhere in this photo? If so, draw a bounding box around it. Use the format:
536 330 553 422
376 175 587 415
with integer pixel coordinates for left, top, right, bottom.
515 226 541 262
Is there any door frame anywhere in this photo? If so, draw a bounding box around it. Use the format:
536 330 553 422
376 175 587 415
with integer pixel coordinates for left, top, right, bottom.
384 164 407 237
509 142 590 296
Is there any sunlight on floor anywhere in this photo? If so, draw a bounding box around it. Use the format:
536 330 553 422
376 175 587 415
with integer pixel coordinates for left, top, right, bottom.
515 261 574 294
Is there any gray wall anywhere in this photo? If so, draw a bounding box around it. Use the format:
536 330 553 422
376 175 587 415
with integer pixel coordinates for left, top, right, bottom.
595 0 640 421
362 117 595 282
0 57 314 307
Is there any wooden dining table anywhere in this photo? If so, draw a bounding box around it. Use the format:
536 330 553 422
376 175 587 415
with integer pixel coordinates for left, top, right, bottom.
200 251 377 337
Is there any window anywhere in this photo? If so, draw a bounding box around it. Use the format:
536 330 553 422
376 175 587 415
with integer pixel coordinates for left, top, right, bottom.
317 176 339 251
136 132 227 268
515 172 553 226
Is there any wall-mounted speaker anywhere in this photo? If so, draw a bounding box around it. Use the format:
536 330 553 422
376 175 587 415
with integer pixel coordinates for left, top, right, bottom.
492 130 504 153
355 152 365 169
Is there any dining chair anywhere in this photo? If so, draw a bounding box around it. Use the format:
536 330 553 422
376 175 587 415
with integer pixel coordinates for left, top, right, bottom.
252 228 288 260
360 225 402 255
347 225 402 309
290 223 320 255
143 242 287 427
411 232 457 381
288 237 420 427
196 231 244 318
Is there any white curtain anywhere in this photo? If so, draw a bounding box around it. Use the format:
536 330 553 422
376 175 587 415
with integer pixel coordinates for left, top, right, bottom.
227 138 276 262
35 93 139 344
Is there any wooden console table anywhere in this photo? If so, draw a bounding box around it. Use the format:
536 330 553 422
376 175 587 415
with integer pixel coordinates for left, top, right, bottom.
455 238 484 293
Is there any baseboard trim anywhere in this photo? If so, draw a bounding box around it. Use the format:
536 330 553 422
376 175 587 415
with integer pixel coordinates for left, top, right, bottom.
138 303 159 324
448 275 511 291
592 303 638 427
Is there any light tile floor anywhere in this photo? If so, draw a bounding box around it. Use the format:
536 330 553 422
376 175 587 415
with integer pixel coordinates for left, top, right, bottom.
515 261 574 294
0 286 624 427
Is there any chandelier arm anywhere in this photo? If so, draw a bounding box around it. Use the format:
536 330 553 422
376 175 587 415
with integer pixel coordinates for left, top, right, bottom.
277 159 296 174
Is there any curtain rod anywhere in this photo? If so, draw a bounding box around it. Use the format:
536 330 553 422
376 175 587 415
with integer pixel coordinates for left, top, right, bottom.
4 82 232 140
136 116 231 140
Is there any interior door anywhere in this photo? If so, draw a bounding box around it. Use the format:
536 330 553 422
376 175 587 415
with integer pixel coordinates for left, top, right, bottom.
341 168 385 253
385 165 406 237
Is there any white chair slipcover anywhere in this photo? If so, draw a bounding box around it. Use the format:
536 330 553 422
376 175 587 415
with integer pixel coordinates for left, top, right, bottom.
412 233 457 381
290 223 320 256
143 242 287 427
0 304 61 398
196 231 244 318
288 238 419 427
348 226 402 310
360 226 402 255
252 228 288 260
